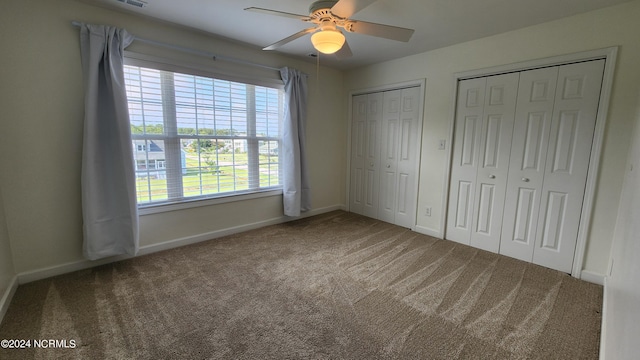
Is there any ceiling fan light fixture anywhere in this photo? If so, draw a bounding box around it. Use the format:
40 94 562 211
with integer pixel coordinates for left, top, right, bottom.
311 29 345 54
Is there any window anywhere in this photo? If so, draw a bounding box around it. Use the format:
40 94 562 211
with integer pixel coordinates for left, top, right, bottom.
124 63 283 207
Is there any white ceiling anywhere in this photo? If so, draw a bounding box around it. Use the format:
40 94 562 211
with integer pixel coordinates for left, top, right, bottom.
85 0 632 70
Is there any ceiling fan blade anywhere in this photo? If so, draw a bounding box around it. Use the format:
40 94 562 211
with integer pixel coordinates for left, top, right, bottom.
348 20 415 42
330 0 378 19
245 7 311 21
263 27 317 51
335 39 353 59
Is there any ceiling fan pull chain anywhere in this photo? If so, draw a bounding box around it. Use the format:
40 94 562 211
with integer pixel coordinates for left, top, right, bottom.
316 50 320 94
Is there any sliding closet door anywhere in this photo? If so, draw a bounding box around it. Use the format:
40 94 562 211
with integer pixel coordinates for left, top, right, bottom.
532 60 605 272
499 67 559 262
446 78 487 244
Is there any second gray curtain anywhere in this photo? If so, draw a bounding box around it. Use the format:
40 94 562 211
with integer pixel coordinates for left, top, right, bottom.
280 67 311 217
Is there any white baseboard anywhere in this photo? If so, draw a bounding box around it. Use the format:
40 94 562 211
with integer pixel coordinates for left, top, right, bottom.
0 275 18 325
413 225 442 238
136 204 346 257
580 270 606 286
17 205 346 285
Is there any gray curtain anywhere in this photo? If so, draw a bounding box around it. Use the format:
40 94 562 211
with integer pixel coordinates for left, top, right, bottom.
79 24 138 260
280 67 311 216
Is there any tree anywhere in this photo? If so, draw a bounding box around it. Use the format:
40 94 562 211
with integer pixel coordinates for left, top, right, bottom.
190 139 224 153
145 124 164 134
202 153 220 174
130 124 164 134
131 124 144 134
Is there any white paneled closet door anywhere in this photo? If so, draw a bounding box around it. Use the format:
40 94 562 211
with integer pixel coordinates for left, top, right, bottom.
532 60 605 272
469 73 519 253
379 90 401 224
362 93 383 219
349 93 383 218
446 73 519 251
378 86 422 228
447 59 605 274
349 94 367 215
446 78 487 244
350 85 422 228
499 67 559 262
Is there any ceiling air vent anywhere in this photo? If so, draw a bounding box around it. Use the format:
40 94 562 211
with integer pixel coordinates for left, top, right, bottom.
115 0 148 8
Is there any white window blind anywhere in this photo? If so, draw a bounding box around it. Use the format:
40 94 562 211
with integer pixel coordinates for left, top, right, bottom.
124 64 283 207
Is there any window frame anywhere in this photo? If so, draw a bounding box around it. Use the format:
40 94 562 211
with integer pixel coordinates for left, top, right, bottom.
123 52 285 214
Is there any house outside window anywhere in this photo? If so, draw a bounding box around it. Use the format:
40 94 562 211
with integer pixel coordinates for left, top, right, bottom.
124 62 283 206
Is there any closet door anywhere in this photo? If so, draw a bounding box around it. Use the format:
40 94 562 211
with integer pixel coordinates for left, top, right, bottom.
362 93 384 218
446 78 487 244
468 73 519 253
378 89 401 224
381 86 422 228
394 86 422 228
500 67 559 262
532 60 605 272
349 94 368 215
350 93 383 218
350 86 422 228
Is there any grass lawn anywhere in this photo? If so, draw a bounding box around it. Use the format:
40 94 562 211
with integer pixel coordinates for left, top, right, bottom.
136 152 279 203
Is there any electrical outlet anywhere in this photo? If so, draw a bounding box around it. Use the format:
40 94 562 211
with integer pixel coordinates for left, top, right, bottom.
425 207 432 216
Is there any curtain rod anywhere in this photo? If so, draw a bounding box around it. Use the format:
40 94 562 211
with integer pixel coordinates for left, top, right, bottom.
71 21 281 72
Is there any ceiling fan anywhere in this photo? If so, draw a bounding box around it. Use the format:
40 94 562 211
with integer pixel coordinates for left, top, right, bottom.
245 0 415 59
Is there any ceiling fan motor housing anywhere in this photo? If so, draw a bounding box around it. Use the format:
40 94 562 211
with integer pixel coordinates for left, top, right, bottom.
309 0 339 19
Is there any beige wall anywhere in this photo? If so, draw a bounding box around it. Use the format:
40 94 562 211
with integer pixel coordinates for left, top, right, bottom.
345 0 640 275
0 0 347 273
0 188 16 300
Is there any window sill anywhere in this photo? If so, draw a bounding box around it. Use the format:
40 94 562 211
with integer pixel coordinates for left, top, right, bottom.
138 188 283 216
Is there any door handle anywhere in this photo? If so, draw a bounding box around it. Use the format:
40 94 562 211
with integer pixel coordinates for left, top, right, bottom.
489 175 496 179
522 177 530 182
386 164 391 168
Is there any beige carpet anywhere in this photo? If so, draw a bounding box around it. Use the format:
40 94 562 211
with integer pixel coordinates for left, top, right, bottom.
0 211 602 359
